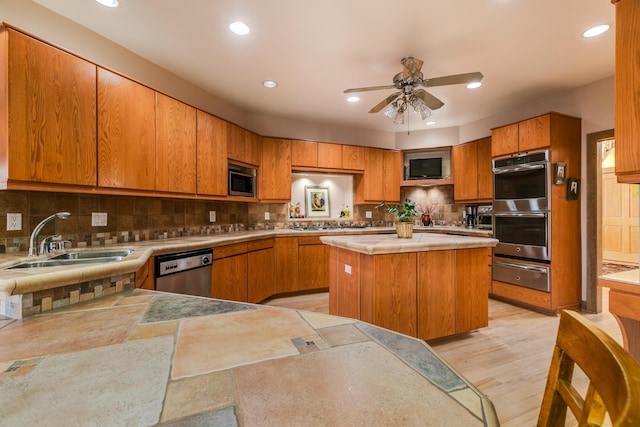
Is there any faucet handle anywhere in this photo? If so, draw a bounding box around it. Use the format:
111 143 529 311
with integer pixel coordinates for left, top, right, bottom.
39 235 61 255
56 240 71 251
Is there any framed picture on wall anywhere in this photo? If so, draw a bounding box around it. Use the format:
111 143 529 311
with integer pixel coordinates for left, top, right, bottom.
554 162 566 184
305 186 330 218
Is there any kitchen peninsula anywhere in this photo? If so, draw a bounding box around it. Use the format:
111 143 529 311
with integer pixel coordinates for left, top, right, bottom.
321 233 498 340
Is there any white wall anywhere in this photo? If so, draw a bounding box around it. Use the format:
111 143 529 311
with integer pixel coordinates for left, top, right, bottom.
290 173 354 220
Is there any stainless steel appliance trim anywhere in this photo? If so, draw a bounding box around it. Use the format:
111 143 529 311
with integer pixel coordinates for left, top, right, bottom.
493 259 550 292
493 211 550 261
492 161 546 174
155 248 213 297
228 169 256 197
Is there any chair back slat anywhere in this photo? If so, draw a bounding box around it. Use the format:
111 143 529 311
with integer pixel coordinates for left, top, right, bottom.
537 310 640 427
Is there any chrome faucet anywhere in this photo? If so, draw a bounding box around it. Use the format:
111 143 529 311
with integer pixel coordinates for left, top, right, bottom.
28 212 71 257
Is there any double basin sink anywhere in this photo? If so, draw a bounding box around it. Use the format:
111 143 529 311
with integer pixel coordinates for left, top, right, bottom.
6 248 134 269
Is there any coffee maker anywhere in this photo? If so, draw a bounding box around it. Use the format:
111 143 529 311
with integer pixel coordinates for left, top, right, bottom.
465 205 478 228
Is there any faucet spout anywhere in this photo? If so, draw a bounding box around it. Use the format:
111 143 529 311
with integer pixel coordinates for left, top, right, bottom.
28 212 71 257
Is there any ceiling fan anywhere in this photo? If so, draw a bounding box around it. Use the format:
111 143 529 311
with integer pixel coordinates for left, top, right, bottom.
344 57 483 124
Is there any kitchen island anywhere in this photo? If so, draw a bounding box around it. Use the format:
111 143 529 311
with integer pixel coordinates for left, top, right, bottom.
321 233 499 340
0 289 498 426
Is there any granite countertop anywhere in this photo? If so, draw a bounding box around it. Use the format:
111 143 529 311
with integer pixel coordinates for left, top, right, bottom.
0 289 498 426
320 233 499 255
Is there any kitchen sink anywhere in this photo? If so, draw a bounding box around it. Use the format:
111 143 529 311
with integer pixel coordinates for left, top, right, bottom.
6 248 134 269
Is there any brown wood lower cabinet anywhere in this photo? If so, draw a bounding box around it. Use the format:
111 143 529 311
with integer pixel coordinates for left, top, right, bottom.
329 246 491 340
212 243 248 302
247 239 275 303
298 236 329 291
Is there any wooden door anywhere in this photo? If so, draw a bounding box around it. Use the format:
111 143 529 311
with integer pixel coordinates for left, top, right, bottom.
455 248 491 333
211 254 248 302
226 123 245 163
260 138 291 201
247 247 275 303
452 140 478 202
246 131 262 166
317 142 342 169
492 123 518 158
98 68 156 190
275 237 298 293
6 28 97 186
383 150 402 203
358 147 384 202
291 140 317 167
602 168 639 264
373 253 417 336
155 93 196 194
329 247 361 319
476 137 493 200
196 110 228 196
298 242 329 290
518 114 551 153
417 251 455 340
342 145 365 170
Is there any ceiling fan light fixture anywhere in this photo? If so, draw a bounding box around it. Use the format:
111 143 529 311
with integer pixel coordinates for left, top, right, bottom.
582 24 610 38
411 96 432 120
383 103 398 120
96 0 119 7
229 21 250 35
466 81 482 89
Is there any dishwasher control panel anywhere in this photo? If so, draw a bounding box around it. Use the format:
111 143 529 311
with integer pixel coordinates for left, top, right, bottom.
155 248 213 277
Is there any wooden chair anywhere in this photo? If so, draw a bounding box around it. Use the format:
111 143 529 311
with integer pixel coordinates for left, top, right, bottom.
537 310 640 427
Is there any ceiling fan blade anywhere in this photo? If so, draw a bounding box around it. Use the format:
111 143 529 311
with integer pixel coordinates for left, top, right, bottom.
423 72 484 87
344 84 396 94
369 92 401 113
401 57 424 81
414 89 444 110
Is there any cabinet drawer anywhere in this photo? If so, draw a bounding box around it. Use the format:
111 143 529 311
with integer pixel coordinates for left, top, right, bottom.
213 243 248 259
247 238 274 252
493 259 549 292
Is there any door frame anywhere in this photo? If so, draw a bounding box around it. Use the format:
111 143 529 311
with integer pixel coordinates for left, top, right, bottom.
585 128 614 313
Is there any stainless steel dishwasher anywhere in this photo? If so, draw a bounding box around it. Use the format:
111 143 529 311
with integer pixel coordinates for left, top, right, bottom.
155 248 213 297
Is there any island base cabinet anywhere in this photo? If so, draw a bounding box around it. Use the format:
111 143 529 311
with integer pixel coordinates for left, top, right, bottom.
328 247 361 319
417 251 456 340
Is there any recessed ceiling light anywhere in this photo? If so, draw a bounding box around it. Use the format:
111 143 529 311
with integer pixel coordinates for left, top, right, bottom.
262 80 277 88
347 96 360 103
583 24 610 38
96 0 119 7
426 121 436 126
466 82 482 89
229 21 250 35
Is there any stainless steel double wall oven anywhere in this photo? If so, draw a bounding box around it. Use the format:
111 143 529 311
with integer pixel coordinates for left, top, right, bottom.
492 151 551 292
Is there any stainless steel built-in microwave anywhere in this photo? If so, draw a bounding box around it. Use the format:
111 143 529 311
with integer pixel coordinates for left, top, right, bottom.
228 166 256 197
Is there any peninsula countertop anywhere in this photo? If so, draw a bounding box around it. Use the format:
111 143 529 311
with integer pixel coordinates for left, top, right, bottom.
320 232 499 255
0 289 498 426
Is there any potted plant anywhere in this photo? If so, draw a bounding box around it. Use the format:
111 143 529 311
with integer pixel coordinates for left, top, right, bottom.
377 198 417 238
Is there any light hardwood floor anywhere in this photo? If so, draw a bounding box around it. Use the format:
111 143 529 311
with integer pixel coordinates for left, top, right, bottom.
264 289 623 427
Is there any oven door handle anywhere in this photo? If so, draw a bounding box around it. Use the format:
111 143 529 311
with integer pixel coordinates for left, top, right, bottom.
494 260 549 274
492 163 546 174
493 212 547 219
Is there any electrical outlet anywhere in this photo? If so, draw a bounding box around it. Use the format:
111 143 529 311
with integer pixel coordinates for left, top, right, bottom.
91 212 108 227
209 211 216 222
365 211 372 219
264 212 270 220
344 264 352 275
7 213 21 231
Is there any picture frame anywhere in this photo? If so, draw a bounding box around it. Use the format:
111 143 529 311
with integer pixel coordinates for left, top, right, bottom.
554 162 566 184
567 177 580 200
305 186 330 218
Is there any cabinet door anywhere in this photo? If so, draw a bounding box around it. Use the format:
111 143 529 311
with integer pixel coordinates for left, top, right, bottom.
476 137 493 200
226 123 245 163
614 0 640 182
156 93 196 194
6 29 97 186
491 123 518 158
356 147 384 202
247 247 275 303
291 140 317 167
417 251 455 340
246 131 262 166
317 142 342 169
342 145 365 170
196 110 228 196
298 244 330 290
383 150 402 203
373 253 417 337
98 68 156 190
518 114 550 153
211 253 248 302
329 247 361 319
452 141 478 202
275 237 298 293
260 138 291 201
455 248 491 333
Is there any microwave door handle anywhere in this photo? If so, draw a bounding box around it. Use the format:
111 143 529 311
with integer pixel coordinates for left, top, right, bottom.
494 260 549 274
492 163 546 174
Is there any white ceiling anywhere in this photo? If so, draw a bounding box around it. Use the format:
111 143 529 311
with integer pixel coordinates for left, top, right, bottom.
34 0 615 134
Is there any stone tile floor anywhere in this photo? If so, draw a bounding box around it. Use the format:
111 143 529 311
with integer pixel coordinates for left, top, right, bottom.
0 289 496 426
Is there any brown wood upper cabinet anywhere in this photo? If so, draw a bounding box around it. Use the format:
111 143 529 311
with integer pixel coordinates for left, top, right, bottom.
98 67 156 190
260 138 292 201
452 137 492 203
342 145 365 170
227 123 261 166
196 111 228 196
1 27 97 187
492 115 551 158
291 140 344 170
355 148 401 204
155 93 197 194
612 0 640 183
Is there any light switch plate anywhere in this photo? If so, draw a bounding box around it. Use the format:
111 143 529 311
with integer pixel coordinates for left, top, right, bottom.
209 211 216 222
264 212 270 220
91 212 108 227
365 211 372 219
7 213 21 231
